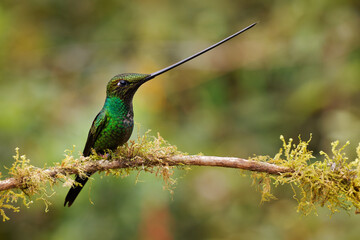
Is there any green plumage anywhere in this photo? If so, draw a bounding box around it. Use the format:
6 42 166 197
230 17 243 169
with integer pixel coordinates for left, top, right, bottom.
64 73 150 207
90 97 133 153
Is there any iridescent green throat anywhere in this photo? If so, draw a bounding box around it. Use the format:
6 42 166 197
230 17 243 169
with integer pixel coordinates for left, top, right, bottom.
93 96 134 151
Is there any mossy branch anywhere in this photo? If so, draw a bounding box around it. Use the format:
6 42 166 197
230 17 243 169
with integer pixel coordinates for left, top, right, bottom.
0 155 291 192
0 132 359 221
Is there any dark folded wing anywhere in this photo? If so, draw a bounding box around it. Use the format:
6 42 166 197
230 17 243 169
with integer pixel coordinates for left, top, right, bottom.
83 110 109 157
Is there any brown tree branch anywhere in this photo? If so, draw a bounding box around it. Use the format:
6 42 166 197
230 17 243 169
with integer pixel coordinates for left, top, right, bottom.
0 155 292 192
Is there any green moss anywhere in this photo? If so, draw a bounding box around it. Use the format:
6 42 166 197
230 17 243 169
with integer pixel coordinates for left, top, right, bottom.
251 135 360 215
0 131 182 221
0 148 36 221
0 132 359 221
106 131 181 192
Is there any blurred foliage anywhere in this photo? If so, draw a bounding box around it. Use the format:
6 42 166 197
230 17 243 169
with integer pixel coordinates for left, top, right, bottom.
0 0 359 239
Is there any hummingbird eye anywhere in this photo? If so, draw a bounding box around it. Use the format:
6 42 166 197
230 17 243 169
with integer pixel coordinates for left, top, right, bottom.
117 80 129 87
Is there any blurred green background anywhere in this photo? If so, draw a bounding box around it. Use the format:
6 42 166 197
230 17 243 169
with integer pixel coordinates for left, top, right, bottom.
0 0 359 239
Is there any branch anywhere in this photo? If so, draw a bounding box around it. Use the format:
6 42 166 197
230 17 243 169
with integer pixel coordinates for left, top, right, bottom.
0 132 359 221
0 155 292 191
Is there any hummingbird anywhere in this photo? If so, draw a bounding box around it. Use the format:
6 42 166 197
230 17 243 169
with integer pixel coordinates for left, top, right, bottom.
64 23 257 207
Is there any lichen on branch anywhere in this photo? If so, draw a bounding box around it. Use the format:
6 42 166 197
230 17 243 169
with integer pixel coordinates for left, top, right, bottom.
251 135 360 215
0 131 182 221
0 131 359 221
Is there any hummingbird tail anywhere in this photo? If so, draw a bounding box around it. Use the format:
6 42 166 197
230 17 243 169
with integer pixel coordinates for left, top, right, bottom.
64 173 91 207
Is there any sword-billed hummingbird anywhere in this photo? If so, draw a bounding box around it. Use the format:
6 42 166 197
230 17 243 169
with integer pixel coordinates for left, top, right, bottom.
64 23 256 207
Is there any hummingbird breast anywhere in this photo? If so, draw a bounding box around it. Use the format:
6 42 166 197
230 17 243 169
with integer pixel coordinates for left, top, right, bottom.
93 97 134 151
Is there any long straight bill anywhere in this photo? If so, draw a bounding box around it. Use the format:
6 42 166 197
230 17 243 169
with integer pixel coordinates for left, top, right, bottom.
147 22 257 80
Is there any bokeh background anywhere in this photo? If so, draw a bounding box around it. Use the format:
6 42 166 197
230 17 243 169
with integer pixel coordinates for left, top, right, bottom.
0 1 359 239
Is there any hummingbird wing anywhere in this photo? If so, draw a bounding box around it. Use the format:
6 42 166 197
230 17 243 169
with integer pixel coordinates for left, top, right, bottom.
83 109 109 157
64 110 109 207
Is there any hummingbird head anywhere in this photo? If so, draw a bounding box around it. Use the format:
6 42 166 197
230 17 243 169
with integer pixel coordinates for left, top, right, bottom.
106 73 152 100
